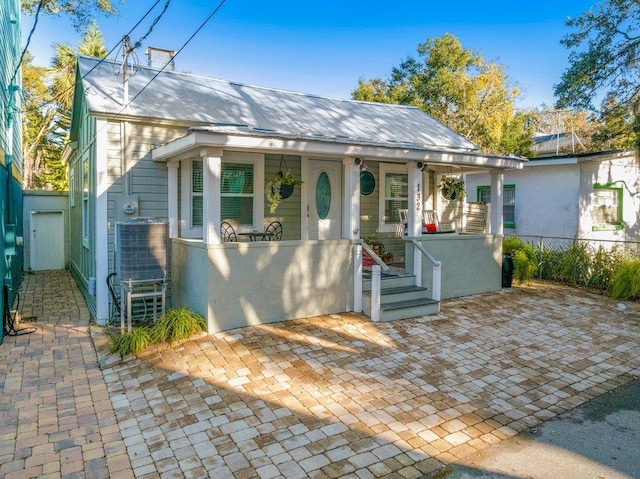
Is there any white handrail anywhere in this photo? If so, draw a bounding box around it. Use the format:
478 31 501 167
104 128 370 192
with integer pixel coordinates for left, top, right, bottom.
361 241 391 272
411 240 441 267
411 240 442 301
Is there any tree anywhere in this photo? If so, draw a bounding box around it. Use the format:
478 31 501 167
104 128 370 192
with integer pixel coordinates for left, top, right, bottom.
591 94 638 150
22 52 56 189
554 0 640 148
21 21 108 190
22 0 119 31
352 33 533 156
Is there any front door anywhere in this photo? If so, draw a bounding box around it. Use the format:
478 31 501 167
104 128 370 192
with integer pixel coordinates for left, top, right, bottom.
308 159 342 240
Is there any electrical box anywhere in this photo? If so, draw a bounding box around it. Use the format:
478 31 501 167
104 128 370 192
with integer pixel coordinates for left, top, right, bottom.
115 196 140 222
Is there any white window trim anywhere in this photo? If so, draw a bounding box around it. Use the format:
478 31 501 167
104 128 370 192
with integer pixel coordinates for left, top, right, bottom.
221 151 265 233
69 168 75 207
378 163 408 233
81 153 90 248
180 158 203 239
180 152 265 239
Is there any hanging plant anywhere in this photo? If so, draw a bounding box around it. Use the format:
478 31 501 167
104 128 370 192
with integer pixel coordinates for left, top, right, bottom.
439 176 466 201
266 169 303 213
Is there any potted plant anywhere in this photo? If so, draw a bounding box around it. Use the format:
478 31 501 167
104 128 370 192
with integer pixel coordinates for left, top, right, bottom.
439 176 466 201
382 251 394 265
266 169 303 213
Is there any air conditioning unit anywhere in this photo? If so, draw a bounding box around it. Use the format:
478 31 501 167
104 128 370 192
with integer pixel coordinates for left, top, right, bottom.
115 218 168 281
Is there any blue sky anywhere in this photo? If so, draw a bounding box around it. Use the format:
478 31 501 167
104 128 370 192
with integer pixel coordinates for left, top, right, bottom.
23 0 597 109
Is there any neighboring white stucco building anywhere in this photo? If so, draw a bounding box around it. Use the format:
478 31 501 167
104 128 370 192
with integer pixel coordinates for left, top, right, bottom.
465 150 640 241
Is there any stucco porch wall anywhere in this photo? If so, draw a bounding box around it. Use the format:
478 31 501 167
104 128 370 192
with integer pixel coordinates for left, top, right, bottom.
405 234 502 299
171 239 355 333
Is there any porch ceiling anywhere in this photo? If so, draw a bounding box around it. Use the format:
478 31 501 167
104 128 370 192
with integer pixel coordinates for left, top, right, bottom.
151 127 526 171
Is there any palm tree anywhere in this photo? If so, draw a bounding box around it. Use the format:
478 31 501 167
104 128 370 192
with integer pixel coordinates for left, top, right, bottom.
22 21 108 190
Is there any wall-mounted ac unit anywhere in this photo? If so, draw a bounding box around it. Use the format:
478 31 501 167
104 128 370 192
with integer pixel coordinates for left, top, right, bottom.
115 218 168 281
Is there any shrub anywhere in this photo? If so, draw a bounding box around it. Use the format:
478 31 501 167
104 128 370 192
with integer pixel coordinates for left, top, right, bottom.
110 327 153 358
610 259 640 300
589 245 624 291
109 308 206 358
554 242 591 287
503 236 537 283
152 308 207 343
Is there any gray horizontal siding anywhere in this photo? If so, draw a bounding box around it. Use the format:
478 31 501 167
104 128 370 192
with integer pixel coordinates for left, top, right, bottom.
264 154 302 240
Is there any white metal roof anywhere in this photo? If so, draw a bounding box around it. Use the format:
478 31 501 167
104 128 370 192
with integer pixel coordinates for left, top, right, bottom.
77 55 480 152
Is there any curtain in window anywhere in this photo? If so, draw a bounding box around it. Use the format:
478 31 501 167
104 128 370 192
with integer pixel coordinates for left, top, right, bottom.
221 163 254 225
192 160 203 227
592 188 619 224
384 173 408 223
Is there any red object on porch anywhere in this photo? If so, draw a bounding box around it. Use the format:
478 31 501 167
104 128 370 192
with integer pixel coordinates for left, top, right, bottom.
363 251 377 266
426 223 437 232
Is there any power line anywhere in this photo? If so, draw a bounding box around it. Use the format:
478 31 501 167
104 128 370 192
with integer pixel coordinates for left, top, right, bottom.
130 0 171 52
20 0 163 114
126 0 227 108
10 0 44 88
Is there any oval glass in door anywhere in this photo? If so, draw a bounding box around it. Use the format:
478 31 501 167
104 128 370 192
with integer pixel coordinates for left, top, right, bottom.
315 171 331 219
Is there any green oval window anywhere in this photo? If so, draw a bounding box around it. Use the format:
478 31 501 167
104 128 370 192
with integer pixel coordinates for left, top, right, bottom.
315 172 331 219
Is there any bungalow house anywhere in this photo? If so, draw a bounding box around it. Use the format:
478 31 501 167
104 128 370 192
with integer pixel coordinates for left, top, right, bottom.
1 0 24 343
66 54 525 333
465 149 640 242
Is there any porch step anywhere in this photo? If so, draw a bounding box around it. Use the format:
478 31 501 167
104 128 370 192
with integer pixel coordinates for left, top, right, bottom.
363 274 416 292
362 276 440 321
380 298 440 322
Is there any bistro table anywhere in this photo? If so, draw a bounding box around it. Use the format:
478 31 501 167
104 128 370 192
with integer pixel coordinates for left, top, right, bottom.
238 231 275 241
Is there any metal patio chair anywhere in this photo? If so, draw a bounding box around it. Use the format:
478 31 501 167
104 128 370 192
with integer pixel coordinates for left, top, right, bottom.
220 221 237 242
265 221 283 241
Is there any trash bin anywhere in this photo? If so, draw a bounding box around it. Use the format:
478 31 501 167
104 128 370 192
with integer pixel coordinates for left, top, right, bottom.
502 253 514 288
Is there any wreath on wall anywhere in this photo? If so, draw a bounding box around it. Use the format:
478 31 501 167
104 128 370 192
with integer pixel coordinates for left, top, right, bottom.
439 176 466 202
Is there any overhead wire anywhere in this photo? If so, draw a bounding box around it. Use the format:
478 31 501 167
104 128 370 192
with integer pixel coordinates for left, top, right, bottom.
20 0 163 114
130 0 171 52
125 0 227 108
9 0 44 90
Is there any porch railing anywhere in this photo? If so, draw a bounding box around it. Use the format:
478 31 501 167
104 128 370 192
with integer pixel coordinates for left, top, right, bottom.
356 241 390 321
411 240 442 301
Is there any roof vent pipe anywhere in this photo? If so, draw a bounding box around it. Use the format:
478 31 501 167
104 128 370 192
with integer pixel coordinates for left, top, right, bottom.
145 46 176 71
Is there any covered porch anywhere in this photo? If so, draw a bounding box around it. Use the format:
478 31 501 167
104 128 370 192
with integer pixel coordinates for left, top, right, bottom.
152 126 524 333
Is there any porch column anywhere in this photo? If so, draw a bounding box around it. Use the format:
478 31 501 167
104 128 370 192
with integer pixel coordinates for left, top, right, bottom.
95 119 109 324
490 170 504 236
167 161 178 238
345 158 362 313
202 148 223 245
407 163 423 236
408 162 423 287
343 158 361 239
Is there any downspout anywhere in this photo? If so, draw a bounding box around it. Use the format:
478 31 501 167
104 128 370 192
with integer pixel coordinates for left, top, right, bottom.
122 120 131 196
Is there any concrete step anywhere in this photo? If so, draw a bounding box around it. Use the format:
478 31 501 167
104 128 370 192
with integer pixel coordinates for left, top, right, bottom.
363 274 415 292
375 285 429 303
362 277 440 321
378 298 440 322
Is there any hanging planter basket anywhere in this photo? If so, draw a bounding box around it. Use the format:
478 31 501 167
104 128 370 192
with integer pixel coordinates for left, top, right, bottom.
266 156 303 213
439 176 466 202
279 176 295 200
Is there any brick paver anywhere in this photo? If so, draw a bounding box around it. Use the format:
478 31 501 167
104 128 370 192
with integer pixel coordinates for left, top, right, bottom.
0 271 134 479
1 271 639 478
103 280 638 478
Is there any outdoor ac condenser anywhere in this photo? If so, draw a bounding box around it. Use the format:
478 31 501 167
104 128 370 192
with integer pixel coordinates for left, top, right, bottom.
115 218 168 282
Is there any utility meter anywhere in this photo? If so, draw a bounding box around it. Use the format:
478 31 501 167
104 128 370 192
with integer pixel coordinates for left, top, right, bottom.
122 203 135 215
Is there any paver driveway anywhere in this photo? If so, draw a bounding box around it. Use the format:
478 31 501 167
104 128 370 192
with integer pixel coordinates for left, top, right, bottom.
103 280 639 478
